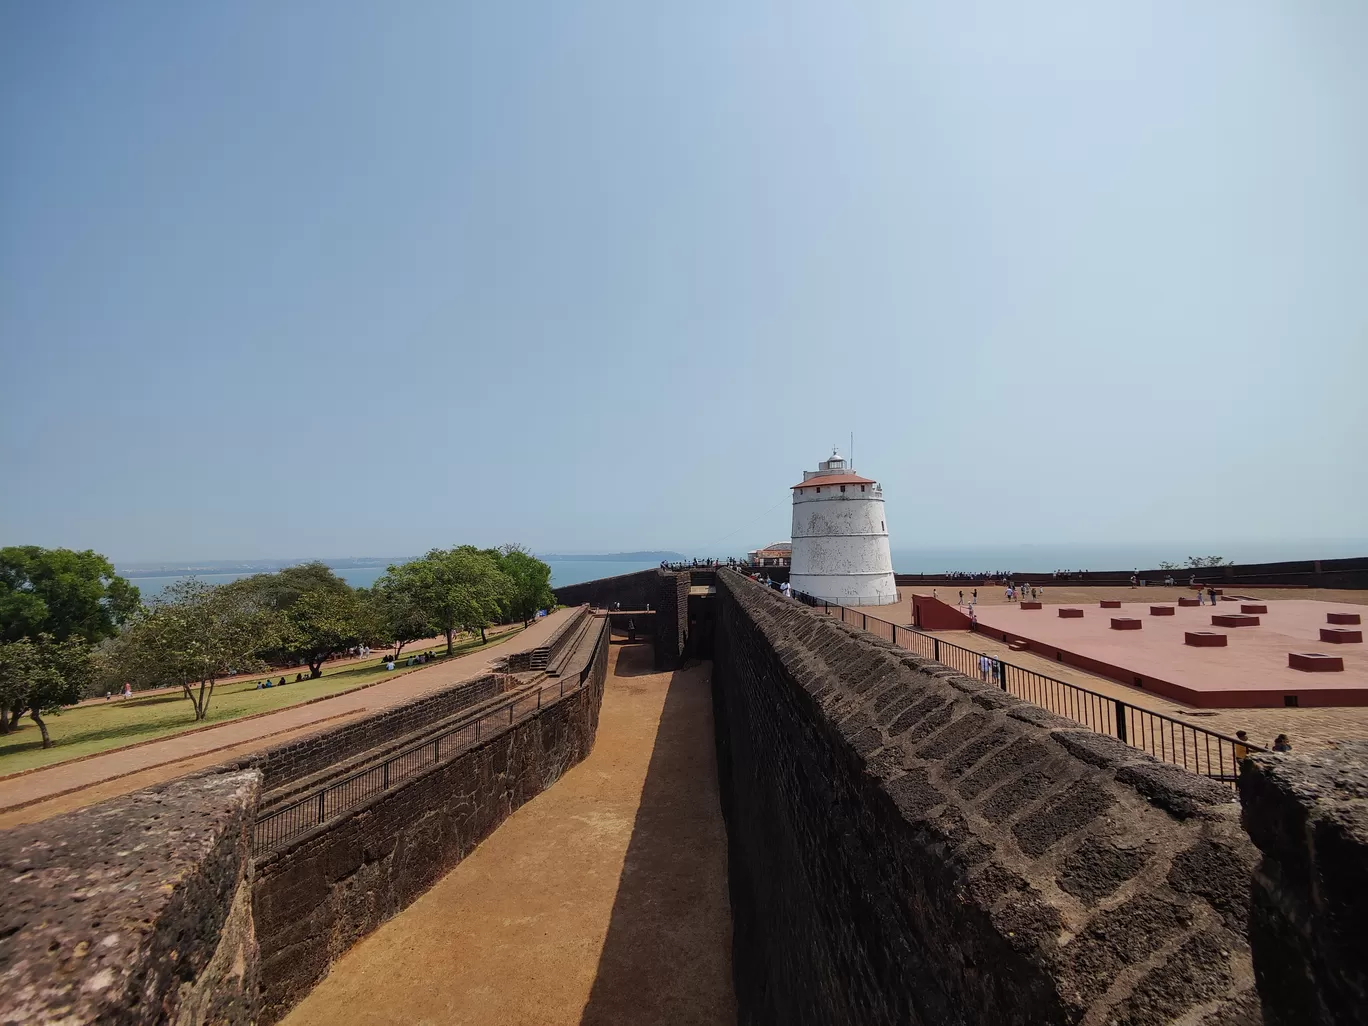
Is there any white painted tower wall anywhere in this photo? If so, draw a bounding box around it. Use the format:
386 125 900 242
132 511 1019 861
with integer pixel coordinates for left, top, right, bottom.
789 455 898 606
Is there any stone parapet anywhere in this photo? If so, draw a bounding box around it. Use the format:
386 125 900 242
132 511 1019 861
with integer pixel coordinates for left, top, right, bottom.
1238 743 1368 1026
251 616 610 1024
713 570 1259 1026
0 771 262 1026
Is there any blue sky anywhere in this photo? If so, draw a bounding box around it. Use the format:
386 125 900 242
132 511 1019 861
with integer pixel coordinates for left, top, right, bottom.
2 1 1365 562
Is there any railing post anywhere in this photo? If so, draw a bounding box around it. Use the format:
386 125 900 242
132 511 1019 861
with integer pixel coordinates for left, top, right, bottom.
476 718 481 740
509 703 514 724
1115 700 1128 743
933 638 940 662
317 790 326 825
862 613 867 630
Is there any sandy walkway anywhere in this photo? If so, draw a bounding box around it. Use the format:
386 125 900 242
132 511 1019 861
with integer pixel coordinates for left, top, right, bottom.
282 644 735 1026
0 609 573 817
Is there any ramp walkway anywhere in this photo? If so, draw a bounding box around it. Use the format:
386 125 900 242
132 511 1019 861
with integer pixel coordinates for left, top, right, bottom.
0 609 576 823
281 643 735 1026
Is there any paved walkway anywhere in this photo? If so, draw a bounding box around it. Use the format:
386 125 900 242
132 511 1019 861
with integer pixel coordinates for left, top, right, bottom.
282 644 735 1026
70 632 463 707
0 609 574 818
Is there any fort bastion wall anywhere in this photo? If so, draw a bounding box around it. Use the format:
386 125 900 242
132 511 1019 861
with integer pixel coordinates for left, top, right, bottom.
554 567 688 669
713 570 1263 1025
3 572 1365 1024
251 614 610 1023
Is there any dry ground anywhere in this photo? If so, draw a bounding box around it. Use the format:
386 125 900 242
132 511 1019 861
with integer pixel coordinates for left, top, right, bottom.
282 643 734 1026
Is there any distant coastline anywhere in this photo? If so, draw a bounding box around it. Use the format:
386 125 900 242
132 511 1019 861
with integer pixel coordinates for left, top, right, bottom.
535 551 683 563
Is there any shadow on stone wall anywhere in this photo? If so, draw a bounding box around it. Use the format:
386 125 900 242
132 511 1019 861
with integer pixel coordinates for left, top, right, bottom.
578 650 736 1026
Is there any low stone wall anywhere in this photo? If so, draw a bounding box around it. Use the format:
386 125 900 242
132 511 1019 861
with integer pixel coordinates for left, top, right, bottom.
553 568 689 669
1238 742 1368 1026
554 567 662 609
0 771 262 1026
897 555 1368 590
251 617 610 1024
505 604 588 671
713 570 1260 1025
228 673 505 791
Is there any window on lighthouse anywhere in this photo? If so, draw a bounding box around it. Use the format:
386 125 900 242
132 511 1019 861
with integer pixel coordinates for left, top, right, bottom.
840 485 846 493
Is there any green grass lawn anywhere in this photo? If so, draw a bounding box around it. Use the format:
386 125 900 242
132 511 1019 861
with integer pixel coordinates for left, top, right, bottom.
0 626 526 776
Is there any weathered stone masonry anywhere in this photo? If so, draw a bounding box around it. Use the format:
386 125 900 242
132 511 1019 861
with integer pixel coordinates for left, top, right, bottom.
227 673 504 790
713 571 1262 1026
0 771 263 1026
0 620 608 1026
1239 743 1368 1026
251 615 610 1023
554 568 688 669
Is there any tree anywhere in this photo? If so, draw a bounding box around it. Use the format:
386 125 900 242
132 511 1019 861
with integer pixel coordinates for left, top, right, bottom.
104 579 275 721
1183 556 1232 569
0 635 95 747
225 561 351 611
361 579 434 660
225 562 358 676
280 589 362 678
387 548 510 654
0 546 141 644
496 545 554 627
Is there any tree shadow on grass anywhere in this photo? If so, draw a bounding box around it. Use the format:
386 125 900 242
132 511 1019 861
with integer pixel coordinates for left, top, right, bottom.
579 658 736 1026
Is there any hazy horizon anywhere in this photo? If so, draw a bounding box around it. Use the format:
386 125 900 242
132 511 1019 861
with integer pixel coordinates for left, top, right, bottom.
109 538 1368 575
4 2 1365 560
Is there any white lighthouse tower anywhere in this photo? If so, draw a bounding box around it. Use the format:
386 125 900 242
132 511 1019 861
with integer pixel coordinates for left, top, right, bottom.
789 448 897 606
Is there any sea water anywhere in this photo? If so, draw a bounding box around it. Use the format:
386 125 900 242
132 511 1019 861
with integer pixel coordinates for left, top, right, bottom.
120 559 665 600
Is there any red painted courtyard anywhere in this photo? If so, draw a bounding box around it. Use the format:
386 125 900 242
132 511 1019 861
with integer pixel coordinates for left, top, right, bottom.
971 599 1368 707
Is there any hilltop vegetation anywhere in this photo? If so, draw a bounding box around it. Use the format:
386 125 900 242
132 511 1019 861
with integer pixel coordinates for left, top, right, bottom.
1 544 553 745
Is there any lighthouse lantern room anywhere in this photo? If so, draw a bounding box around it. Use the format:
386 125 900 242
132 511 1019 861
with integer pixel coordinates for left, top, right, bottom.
788 449 898 606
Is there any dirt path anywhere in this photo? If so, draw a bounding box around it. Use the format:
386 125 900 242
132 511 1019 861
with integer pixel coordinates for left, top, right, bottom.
282 644 735 1026
0 609 573 816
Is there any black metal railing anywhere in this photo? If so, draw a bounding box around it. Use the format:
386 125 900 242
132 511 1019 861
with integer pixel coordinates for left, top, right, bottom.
790 591 1259 785
253 675 586 857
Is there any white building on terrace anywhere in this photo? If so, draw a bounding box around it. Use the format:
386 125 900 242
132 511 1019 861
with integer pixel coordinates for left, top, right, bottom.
788 449 897 606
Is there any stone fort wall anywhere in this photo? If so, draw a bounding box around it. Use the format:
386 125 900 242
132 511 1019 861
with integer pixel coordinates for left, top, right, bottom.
0 771 263 1026
4 570 1366 1024
225 672 506 790
251 615 610 1023
712 570 1263 1025
554 567 688 669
